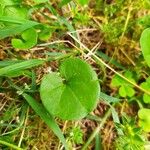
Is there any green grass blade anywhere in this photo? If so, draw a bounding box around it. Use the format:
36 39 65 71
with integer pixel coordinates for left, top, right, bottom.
0 16 28 24
0 60 23 68
95 134 102 150
0 139 23 150
22 93 68 150
110 106 123 135
96 51 125 69
0 17 39 39
0 59 44 76
100 92 120 103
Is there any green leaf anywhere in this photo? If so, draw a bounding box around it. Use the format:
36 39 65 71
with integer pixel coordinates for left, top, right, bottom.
77 0 89 6
140 28 150 67
125 86 135 97
0 17 39 39
119 86 135 98
111 75 124 87
140 77 150 103
22 93 68 150
111 71 136 98
143 94 150 103
0 0 28 19
12 28 38 50
3 5 28 19
40 58 100 120
138 108 150 132
138 15 150 28
0 59 44 77
119 86 126 97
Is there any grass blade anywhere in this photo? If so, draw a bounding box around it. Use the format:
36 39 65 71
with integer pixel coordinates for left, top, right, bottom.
0 17 39 39
95 134 102 150
0 139 23 150
0 59 44 76
96 51 125 69
100 92 120 103
0 60 23 68
22 93 68 150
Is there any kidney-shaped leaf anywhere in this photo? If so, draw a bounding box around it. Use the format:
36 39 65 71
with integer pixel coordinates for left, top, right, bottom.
11 28 38 50
40 58 100 120
140 28 150 67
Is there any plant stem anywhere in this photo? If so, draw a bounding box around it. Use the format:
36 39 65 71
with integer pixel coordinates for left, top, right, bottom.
82 108 112 150
0 140 24 150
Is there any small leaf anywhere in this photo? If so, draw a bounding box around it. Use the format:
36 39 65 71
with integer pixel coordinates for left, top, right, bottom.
138 108 150 132
11 28 38 50
3 5 28 19
119 86 126 97
77 0 89 6
140 28 150 67
111 75 123 87
40 58 100 120
125 86 135 97
111 71 136 98
143 94 150 103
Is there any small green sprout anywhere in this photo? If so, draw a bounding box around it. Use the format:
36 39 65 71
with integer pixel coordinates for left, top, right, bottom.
69 126 83 145
111 71 136 98
115 116 147 150
138 108 150 132
11 28 38 50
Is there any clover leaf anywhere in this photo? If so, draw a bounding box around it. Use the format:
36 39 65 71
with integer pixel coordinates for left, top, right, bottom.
11 28 38 50
138 108 150 132
140 28 150 67
40 58 100 120
140 77 150 103
111 71 135 97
